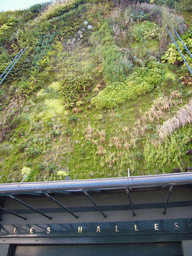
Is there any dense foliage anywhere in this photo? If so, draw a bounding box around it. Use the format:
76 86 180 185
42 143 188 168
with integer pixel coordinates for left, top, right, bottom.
92 60 164 109
162 28 192 66
0 0 191 183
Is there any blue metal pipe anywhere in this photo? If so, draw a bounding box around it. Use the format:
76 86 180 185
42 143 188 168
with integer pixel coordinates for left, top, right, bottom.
0 47 27 85
0 173 192 194
0 48 23 79
173 28 192 59
166 27 192 76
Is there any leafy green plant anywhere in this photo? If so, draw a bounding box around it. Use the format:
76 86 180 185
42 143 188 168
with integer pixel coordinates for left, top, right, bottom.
90 21 132 83
175 0 192 11
65 128 73 136
162 29 192 66
131 10 148 22
91 59 164 109
38 163 46 170
21 166 32 181
59 74 94 105
0 143 13 155
24 146 42 158
150 0 175 8
68 115 78 123
29 2 50 14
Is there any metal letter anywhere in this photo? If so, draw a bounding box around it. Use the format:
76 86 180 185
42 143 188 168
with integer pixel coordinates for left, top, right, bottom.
30 227 34 234
13 228 17 234
134 225 139 231
96 226 101 233
47 227 51 234
174 222 179 229
154 223 159 230
115 225 119 232
78 226 83 233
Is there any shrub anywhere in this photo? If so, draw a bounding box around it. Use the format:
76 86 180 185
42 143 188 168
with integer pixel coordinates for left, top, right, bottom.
90 21 132 83
91 59 164 109
0 143 13 155
68 115 78 123
24 147 42 158
59 74 94 105
21 166 32 181
29 2 50 14
150 0 175 8
175 0 192 11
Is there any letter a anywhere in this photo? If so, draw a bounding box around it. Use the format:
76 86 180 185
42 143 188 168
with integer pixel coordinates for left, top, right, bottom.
96 226 101 233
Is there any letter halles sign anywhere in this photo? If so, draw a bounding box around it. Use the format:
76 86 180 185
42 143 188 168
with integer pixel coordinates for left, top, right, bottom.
0 218 191 238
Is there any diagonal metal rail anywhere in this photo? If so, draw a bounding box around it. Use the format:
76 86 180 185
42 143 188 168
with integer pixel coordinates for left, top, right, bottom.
0 206 27 220
163 184 173 215
84 190 107 218
44 193 79 219
9 195 52 220
166 27 192 76
0 47 27 85
173 28 192 59
0 48 23 79
125 188 136 217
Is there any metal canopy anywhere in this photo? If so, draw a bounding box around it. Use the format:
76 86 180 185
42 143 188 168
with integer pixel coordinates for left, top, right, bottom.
0 173 192 221
0 173 192 195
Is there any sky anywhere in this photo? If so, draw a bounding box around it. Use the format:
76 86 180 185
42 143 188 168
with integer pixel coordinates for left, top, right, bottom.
1 0 51 12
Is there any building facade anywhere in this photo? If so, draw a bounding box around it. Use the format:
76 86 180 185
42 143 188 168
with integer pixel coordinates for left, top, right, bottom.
0 173 192 255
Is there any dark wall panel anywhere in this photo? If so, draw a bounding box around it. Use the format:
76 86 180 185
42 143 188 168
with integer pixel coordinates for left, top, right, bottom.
14 242 183 256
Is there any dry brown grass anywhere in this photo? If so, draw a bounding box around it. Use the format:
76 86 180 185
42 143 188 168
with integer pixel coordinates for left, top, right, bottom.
0 95 25 142
98 130 106 138
140 91 182 125
158 99 192 140
97 145 105 155
120 91 183 147
85 125 95 141
112 136 123 150
122 126 130 134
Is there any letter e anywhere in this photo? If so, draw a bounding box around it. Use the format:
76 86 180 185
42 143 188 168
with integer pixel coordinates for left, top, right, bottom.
154 223 159 230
